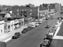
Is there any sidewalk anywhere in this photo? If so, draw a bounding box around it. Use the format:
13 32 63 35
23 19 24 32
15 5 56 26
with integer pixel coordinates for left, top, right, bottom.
0 33 12 42
0 25 28 43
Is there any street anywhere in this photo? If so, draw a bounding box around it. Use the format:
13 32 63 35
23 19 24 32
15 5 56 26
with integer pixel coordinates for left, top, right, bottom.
50 21 63 47
7 21 49 47
6 19 60 47
0 2 62 47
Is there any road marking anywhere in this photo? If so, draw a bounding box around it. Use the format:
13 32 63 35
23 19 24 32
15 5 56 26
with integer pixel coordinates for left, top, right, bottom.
53 21 63 40
53 26 60 36
53 36 63 39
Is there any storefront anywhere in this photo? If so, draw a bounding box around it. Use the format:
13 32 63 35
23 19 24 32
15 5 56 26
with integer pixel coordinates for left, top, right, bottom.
0 21 5 35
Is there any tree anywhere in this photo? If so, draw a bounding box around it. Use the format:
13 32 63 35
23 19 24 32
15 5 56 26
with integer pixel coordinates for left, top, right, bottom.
26 4 35 8
20 10 27 17
43 4 48 8
49 4 55 9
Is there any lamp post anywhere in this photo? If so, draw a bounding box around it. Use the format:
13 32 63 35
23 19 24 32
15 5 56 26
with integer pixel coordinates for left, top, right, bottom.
38 7 39 22
48 4 50 12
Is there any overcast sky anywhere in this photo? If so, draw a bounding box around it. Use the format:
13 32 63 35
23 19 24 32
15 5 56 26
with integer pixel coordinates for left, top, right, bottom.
0 0 63 6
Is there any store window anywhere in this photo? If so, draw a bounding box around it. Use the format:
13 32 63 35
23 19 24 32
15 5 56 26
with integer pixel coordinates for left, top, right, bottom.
1 30 2 32
8 25 10 29
14 23 19 29
4 25 7 30
4 25 10 33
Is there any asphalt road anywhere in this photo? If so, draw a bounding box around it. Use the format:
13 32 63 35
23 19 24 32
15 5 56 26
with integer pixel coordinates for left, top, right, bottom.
57 22 63 36
50 21 63 47
7 21 49 47
6 19 58 47
50 39 63 47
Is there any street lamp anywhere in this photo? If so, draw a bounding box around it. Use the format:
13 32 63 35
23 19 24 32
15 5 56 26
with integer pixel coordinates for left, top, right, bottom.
38 7 39 22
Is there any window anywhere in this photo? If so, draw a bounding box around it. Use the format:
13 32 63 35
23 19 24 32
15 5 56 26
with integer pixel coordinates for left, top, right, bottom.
4 23 7 30
1 30 2 32
19 22 21 25
8 25 10 29
14 23 19 29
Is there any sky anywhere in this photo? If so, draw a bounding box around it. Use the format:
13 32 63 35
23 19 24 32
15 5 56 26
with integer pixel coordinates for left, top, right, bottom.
0 0 63 6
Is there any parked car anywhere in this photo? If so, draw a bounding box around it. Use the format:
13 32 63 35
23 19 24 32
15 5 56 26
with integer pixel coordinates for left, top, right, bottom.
28 22 36 27
28 22 39 27
22 27 34 34
35 22 39 27
45 25 51 29
12 32 21 39
40 34 52 47
40 39 50 47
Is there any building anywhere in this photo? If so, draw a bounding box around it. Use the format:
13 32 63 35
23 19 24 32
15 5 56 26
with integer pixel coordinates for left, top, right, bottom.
0 20 5 35
60 6 63 18
0 11 25 42
39 3 61 19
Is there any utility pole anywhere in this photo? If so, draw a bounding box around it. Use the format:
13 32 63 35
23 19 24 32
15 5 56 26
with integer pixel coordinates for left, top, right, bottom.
47 4 50 19
38 6 39 22
48 4 50 11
